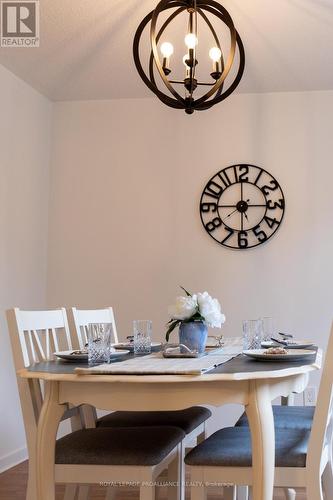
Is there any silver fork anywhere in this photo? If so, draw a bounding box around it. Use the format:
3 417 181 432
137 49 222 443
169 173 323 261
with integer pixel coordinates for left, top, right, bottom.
271 336 297 346
278 332 294 339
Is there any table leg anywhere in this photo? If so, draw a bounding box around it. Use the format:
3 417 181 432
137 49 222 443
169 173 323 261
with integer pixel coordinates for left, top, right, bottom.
246 380 275 500
26 457 37 500
36 381 66 500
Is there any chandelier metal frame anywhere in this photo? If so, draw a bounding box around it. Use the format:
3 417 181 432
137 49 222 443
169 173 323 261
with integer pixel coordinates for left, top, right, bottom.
133 0 245 114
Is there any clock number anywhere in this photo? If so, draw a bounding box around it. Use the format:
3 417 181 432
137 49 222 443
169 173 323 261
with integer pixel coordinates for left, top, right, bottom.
262 180 278 196
233 165 249 183
239 165 249 182
204 181 224 200
221 226 234 245
267 199 284 210
253 225 267 242
264 216 279 229
200 202 217 213
238 231 248 248
217 169 232 189
254 168 263 186
206 217 222 233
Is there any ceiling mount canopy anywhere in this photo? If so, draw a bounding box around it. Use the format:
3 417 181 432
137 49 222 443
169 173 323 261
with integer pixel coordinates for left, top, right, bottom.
133 0 245 114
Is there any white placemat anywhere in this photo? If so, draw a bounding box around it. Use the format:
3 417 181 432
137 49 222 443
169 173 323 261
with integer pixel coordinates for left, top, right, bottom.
75 338 242 376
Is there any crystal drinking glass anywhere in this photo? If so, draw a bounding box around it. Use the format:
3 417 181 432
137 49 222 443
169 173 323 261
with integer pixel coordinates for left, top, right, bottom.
261 317 274 342
133 320 152 355
242 319 263 351
87 323 114 364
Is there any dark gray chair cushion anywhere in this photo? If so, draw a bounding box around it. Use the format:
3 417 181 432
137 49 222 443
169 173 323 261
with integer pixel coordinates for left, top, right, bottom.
56 426 185 466
235 405 315 430
96 406 211 434
185 427 310 468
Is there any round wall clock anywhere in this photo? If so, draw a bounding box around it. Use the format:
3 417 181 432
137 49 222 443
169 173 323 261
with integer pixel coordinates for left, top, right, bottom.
200 164 285 250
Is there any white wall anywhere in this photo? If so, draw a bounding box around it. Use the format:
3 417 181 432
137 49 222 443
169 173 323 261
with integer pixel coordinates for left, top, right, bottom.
0 65 52 471
47 92 333 428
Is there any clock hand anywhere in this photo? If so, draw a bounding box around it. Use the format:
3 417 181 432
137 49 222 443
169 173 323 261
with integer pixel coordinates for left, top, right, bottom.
246 200 266 207
222 208 238 222
241 199 250 229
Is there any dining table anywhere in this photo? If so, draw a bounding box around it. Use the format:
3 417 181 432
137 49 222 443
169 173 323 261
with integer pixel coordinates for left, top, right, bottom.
18 343 321 500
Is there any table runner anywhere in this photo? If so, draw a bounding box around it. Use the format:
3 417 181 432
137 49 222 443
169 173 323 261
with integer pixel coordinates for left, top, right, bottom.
75 338 242 376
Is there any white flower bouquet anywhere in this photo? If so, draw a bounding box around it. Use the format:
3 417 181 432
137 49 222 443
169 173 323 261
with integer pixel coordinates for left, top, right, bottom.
166 287 226 342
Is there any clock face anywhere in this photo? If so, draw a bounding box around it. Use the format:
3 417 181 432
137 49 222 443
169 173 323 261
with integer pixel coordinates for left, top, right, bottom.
200 164 285 250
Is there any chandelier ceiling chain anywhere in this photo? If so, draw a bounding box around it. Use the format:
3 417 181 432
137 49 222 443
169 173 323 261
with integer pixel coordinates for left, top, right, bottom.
133 0 245 114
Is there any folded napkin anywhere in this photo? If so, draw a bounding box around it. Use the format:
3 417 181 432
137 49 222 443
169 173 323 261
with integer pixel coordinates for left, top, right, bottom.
75 338 242 376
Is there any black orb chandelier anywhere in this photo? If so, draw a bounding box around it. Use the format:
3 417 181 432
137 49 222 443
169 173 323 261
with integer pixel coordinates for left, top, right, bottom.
133 0 245 114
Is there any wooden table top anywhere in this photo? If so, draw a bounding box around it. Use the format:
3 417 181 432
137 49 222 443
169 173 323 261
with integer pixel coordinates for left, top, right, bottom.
19 349 321 383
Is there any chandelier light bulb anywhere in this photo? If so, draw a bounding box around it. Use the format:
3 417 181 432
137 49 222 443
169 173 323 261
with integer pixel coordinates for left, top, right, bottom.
184 33 198 49
209 46 222 62
160 42 174 58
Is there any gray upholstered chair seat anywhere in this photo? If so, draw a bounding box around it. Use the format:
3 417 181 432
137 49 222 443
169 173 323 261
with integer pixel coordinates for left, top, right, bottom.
235 405 315 430
56 426 185 466
96 406 211 434
185 427 310 468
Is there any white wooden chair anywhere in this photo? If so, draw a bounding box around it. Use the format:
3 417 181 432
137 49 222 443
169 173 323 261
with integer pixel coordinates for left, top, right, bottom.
7 308 82 500
185 321 333 500
68 307 212 500
7 307 184 500
69 306 119 350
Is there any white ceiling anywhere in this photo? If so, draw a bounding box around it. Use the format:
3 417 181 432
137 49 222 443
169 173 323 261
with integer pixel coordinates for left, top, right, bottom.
0 0 332 101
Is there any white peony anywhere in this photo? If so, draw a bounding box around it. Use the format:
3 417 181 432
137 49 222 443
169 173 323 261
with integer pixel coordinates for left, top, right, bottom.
197 291 226 328
168 295 198 320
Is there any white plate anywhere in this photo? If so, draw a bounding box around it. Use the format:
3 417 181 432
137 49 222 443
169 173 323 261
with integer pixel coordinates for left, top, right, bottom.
261 340 315 349
113 342 161 352
244 349 316 361
54 350 130 362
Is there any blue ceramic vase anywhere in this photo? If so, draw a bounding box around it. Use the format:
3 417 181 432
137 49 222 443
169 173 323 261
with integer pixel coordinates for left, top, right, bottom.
179 321 208 354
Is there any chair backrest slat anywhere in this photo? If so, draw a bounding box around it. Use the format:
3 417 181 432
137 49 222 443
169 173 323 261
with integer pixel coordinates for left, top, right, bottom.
27 330 36 363
46 328 50 359
51 327 60 353
31 329 45 361
69 307 119 349
307 321 333 471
